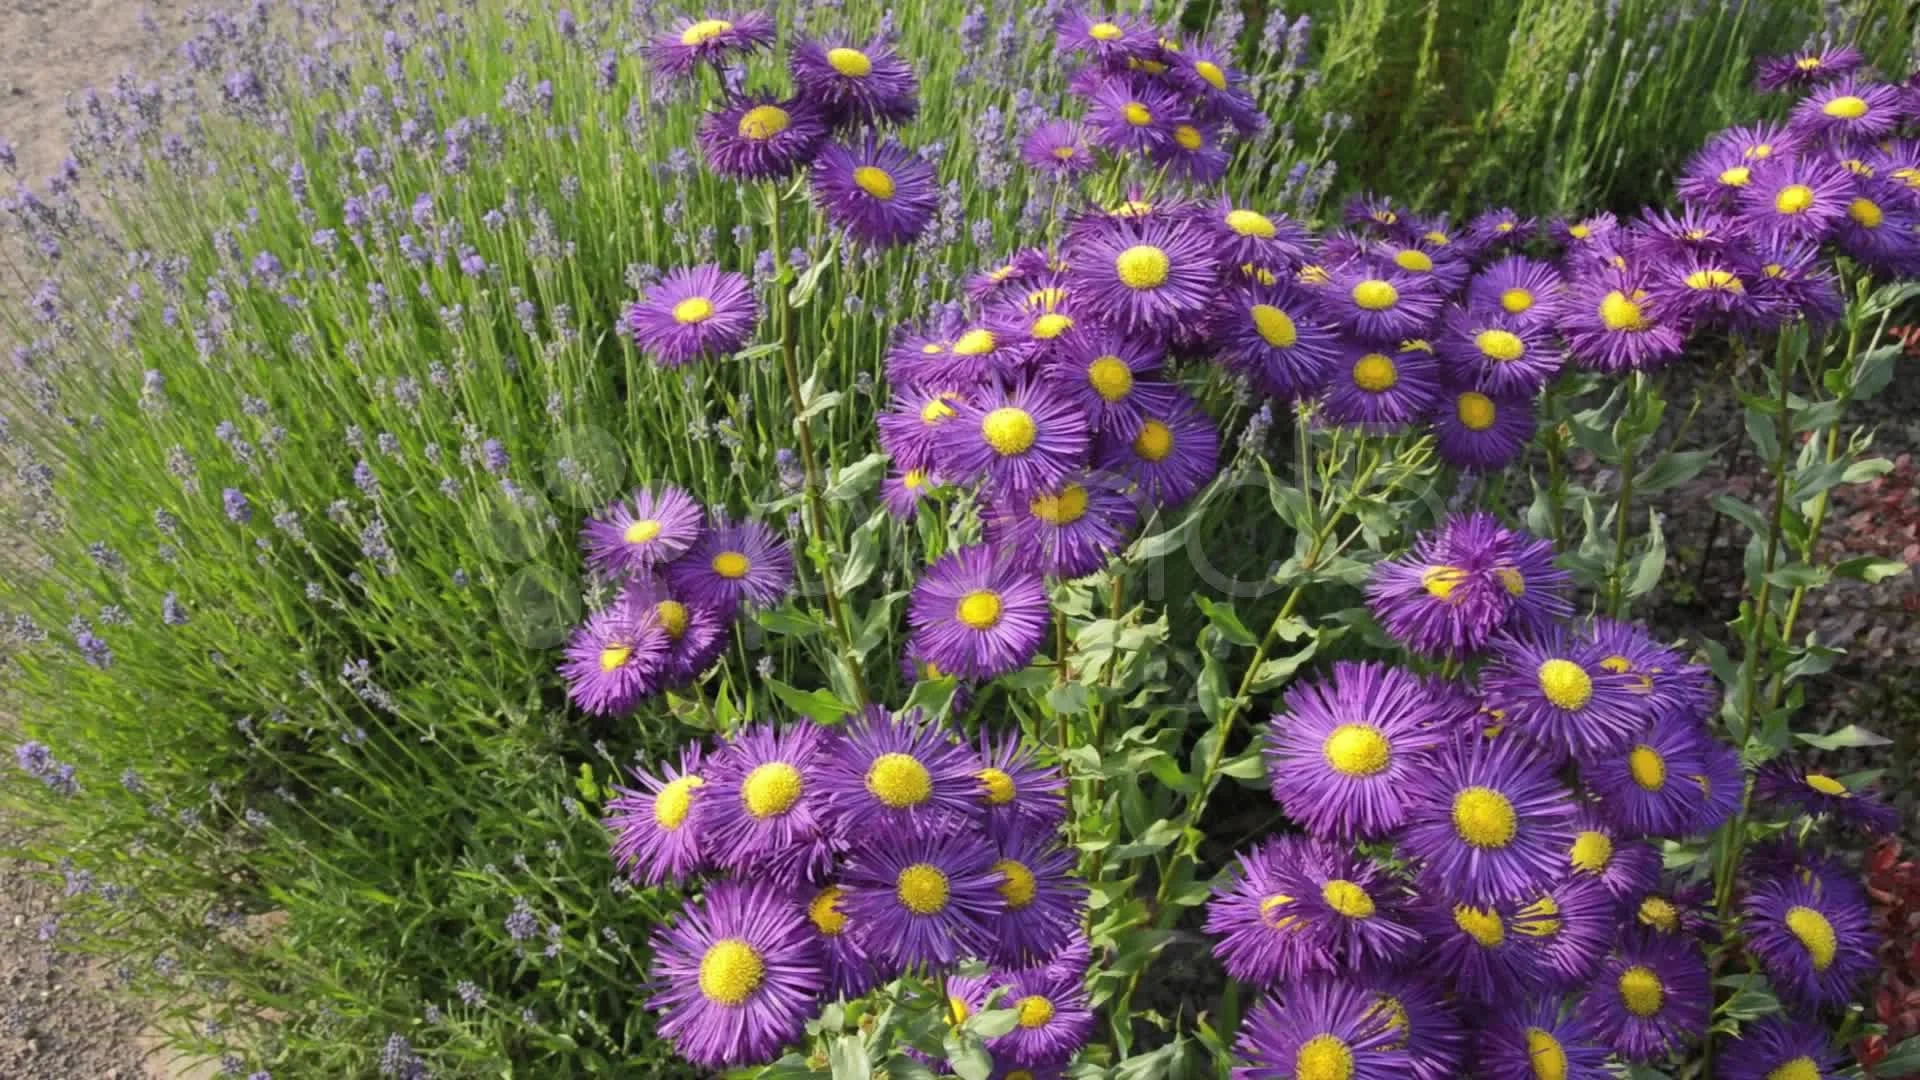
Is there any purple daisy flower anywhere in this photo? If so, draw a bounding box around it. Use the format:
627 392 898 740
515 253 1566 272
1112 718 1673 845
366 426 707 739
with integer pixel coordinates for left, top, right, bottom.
581 485 706 576
1432 384 1536 471
1261 841 1426 978
666 518 794 615
984 473 1138 580
1566 808 1664 905
1316 263 1444 344
1631 205 1743 260
1263 661 1449 841
1677 139 1764 209
1497 526 1575 635
1869 139 1920 207
1056 9 1156 68
908 545 1050 680
1203 199 1312 274
1236 976 1411 1079
1082 74 1189 157
1550 212 1618 249
1738 156 1854 242
1210 278 1342 400
1688 738 1744 835
800 881 881 999
648 12 775 78
1322 342 1441 429
1581 618 1716 724
1065 216 1218 334
1834 181 1920 275
1645 251 1758 327
1092 391 1218 508
1374 236 1472 295
819 706 983 838
1358 973 1467 1080
1755 45 1864 92
938 380 1090 497
1168 36 1262 135
617 576 729 684
697 94 828 181
1045 327 1176 438
606 741 709 886
811 136 937 248
1466 207 1536 250
1754 758 1900 834
878 387 968 470
1634 883 1720 940
1411 893 1547 1003
1401 736 1577 906
975 729 1067 841
984 966 1094 1067
1437 306 1562 396
982 830 1081 968
1473 1000 1611 1080
883 311 965 387
1206 835 1337 984
1748 235 1846 325
1365 513 1567 657
787 36 918 128
1345 192 1410 234
1467 256 1563 330
1511 875 1616 990
1707 121 1804 164
1021 119 1097 179
1560 267 1688 373
700 722 837 885
1151 120 1231 183
624 264 759 366
1479 626 1657 760
882 466 938 520
1582 716 1716 837
842 830 1004 969
647 879 825 1068
1792 78 1904 143
1588 930 1711 1062
1719 1017 1843 1080
560 604 668 716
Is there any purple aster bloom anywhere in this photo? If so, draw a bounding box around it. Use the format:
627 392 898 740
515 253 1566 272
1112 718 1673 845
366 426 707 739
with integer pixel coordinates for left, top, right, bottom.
1791 78 1903 143
1082 75 1190 157
1092 390 1219 508
984 966 1093 1067
1550 212 1618 249
1401 735 1577 906
648 12 775 77
581 485 705 576
787 36 918 129
799 881 881 999
1748 235 1846 324
647 879 824 1069
1630 205 1743 260
1633 882 1720 940
811 136 937 248
878 387 968 470
1473 1000 1611 1080
1357 973 1466 1080
1582 717 1717 838
1204 199 1312 274
1466 257 1563 330
1566 808 1663 905
1065 216 1218 334
1265 840 1425 978
975 728 1067 841
1210 279 1342 400
938 380 1089 497
1432 384 1537 471
1581 617 1716 724
699 722 837 885
1689 738 1744 835
1365 513 1567 658
967 250 1053 303
1374 236 1472 294
1236 977 1411 1079
1411 892 1547 1003
1263 661 1449 841
624 264 758 366
606 741 709 885
1151 120 1231 183
1588 930 1710 1061
1436 306 1562 396
559 604 668 715
842 830 1003 969
1644 251 1758 327
1560 267 1687 373
1497 525 1575 635
667 518 794 616
1755 45 1863 92
1466 207 1536 250
1045 327 1175 438
1055 9 1156 69
1479 626 1656 760
697 94 828 181
1062 190 1192 248
984 473 1137 580
1021 119 1096 179
908 545 1049 680
1512 875 1616 989
1207 835 1338 984
818 706 982 837
1677 139 1764 209
882 466 938 520
1167 36 1262 135
1316 262 1443 344
1869 139 1920 207
1754 758 1900 834
1345 192 1410 234
1708 121 1805 165
884 311 966 386
1322 342 1441 429
1833 180 1920 275
982 830 1081 968
1719 1017 1843 1080
618 577 729 684
1738 156 1854 242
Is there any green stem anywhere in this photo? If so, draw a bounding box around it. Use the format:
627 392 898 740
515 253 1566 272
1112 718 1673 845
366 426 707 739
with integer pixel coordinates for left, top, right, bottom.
1606 374 1644 618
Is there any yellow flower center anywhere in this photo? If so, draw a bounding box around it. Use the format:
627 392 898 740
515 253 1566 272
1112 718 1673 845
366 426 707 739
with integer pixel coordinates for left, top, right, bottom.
1767 1057 1824 1080
1537 659 1593 710
1570 830 1614 873
1322 724 1391 776
712 551 751 579
1618 966 1664 1017
865 752 933 809
920 397 957 424
1684 268 1744 292
1452 787 1518 848
1225 209 1275 237
1173 125 1204 151
1796 55 1825 70
1244 264 1279 285
1051 144 1078 160
1422 565 1467 601
994 858 1037 909
1249 304 1298 348
1299 263 1330 284
1517 894 1563 937
1822 94 1868 120
1352 279 1398 310
1748 142 1775 159
1453 904 1506 947
1599 655 1632 674
1456 391 1497 431
1088 20 1124 40
977 767 1016 804
737 105 790 140
1893 166 1920 190
1569 224 1592 239
698 938 764 1005
1112 199 1154 217
1088 356 1135 401
652 775 703 829
1393 249 1434 272
1804 773 1849 796
1785 905 1838 970
1476 329 1526 362
1496 221 1515 232
1526 1028 1568 1080
1016 995 1054 1029
679 18 732 45
981 407 1038 455
1599 290 1647 331
742 762 803 818
956 590 1003 630
672 297 714 324
1844 158 1875 176
953 328 996 356
948 995 971 1025
1133 420 1174 462
1628 745 1667 791
1115 244 1171 289
896 863 950 915
1638 896 1679 932
1194 60 1228 90
1500 287 1535 313
1368 995 1410 1048
624 518 662 544
808 885 849 936
1032 313 1074 339
1717 164 1753 187
655 600 688 641
1849 197 1884 228
1321 879 1375 918
1030 484 1089 525
853 166 896 200
1497 568 1526 596
903 469 929 490
826 47 872 77
1026 285 1068 310
1774 184 1816 215
1260 893 1299 929
1295 1034 1355 1080
1352 353 1398 392
599 645 633 672
1122 102 1153 126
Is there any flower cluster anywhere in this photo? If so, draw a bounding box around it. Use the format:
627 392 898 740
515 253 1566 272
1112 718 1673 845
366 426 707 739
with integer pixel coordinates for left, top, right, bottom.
1209 513 1896 1074
559 484 793 715
607 708 1087 1069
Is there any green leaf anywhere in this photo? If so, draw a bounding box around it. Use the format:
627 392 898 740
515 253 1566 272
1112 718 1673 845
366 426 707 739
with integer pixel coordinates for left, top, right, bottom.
1745 401 1779 462
759 607 826 638
1261 459 1313 533
1834 555 1908 583
797 389 844 422
1710 494 1768 537
1045 682 1090 717
1220 748 1268 782
1197 648 1232 723
765 679 856 724
1841 456 1895 485
885 1060 940 1080
1109 817 1183 859
839 516 883 593
1794 724 1892 750
1636 450 1712 493
969 1008 1020 1038
788 237 838 307
1714 973 1781 1022
1246 635 1321 693
942 1034 992 1080
1871 1034 1920 1077
826 452 887 501
1848 340 1902 400
1626 512 1665 599
1763 564 1827 589
1129 512 1199 560
828 1035 870 1080
1195 597 1258 647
